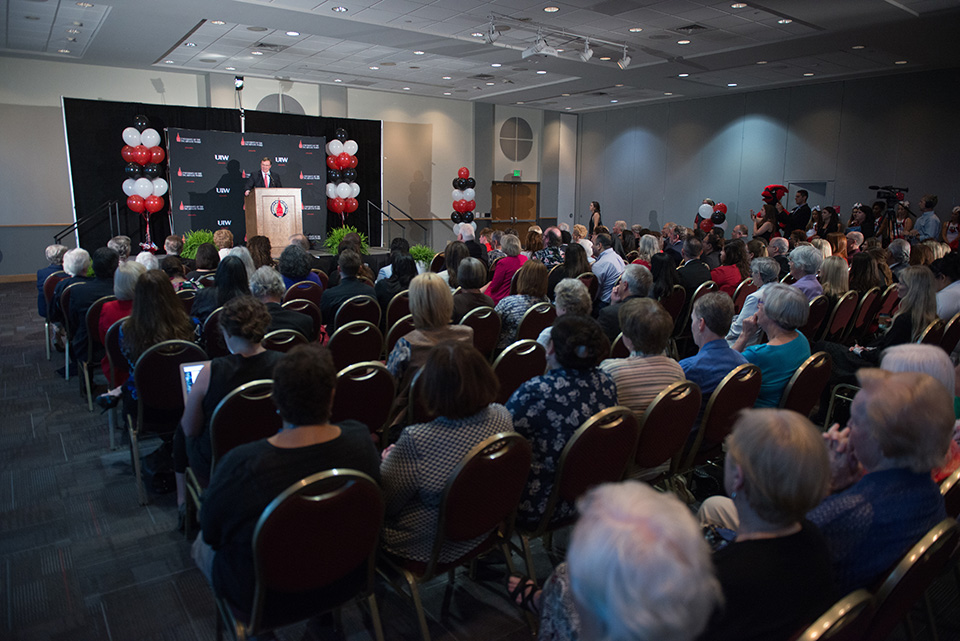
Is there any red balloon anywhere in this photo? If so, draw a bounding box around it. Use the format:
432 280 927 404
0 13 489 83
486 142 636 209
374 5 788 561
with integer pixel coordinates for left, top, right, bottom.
699 219 715 233
144 195 164 213
458 166 470 179
149 146 165 163
326 155 339 170
452 199 464 213
121 145 136 163
127 195 145 213
337 152 351 170
329 197 346 214
464 200 476 212
345 197 359 213
347 154 358 169
133 145 151 166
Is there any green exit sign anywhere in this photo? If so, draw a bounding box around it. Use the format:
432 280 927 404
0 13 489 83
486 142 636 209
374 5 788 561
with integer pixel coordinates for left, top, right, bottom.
513 169 522 178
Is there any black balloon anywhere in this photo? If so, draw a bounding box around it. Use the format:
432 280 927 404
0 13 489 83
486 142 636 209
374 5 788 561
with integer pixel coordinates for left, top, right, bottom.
143 163 161 179
125 162 143 178
452 178 460 189
335 128 348 142
451 212 462 224
342 168 357 182
711 212 726 225
455 178 467 190
465 177 476 189
463 211 474 223
133 114 149 131
327 169 342 183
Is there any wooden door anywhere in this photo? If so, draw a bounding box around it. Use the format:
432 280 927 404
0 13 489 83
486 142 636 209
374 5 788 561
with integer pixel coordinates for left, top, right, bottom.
491 181 539 236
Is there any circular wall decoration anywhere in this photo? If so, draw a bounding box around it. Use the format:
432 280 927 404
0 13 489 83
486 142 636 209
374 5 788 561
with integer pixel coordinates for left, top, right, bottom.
499 117 533 162
255 94 306 115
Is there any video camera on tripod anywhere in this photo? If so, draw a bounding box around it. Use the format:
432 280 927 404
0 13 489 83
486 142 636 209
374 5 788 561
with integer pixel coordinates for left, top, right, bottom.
869 184 909 219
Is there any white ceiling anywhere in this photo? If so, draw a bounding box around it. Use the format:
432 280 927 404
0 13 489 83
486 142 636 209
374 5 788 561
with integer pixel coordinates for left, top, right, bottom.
2 0 959 111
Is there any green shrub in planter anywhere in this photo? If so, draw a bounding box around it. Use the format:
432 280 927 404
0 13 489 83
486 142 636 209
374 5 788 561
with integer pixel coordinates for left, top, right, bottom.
324 226 369 255
181 230 214 259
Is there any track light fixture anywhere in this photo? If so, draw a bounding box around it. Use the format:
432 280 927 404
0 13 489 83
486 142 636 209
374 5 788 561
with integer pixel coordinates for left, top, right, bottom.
617 47 631 69
522 29 558 59
484 13 629 66
484 21 501 44
578 39 593 62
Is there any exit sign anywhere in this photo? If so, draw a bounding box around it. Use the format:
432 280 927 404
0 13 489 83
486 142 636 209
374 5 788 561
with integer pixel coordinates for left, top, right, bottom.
513 169 522 178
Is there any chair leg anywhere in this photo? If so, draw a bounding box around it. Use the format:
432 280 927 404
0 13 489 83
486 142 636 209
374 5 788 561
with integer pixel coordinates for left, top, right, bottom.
65 341 70 381
500 541 518 576
404 571 432 641
366 593 386 641
923 592 940 641
83 365 93 412
108 406 117 451
520 534 538 585
128 421 148 506
45 321 51 361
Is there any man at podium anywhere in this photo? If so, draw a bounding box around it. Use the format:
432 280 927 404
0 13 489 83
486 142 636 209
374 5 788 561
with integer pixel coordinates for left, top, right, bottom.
244 157 282 196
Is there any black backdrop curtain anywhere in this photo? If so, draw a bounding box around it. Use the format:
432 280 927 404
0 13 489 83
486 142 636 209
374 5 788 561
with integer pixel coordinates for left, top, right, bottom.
63 98 382 252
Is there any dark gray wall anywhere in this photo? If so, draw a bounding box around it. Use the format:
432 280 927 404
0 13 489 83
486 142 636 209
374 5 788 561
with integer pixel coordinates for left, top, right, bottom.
578 69 960 233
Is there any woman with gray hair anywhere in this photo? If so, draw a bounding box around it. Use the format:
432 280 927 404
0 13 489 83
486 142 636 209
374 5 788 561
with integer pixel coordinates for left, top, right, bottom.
536 278 592 348
733 283 810 407
726 257 780 347
134 252 159 271
37 243 69 318
512 481 722 641
632 234 660 268
227 246 256 280
787 244 824 300
49 248 92 324
94 261 147 406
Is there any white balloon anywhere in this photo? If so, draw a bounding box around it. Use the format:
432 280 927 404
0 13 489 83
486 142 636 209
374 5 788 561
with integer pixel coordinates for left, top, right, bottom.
134 177 153 199
698 203 713 218
140 128 161 148
343 140 358 155
327 140 344 156
350 182 360 198
122 178 137 197
152 177 168 197
463 188 476 201
326 183 338 199
336 182 351 199
122 127 141 146
452 189 464 201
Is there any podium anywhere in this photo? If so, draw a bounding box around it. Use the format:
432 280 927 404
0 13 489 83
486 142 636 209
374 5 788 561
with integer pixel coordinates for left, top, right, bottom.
244 188 302 250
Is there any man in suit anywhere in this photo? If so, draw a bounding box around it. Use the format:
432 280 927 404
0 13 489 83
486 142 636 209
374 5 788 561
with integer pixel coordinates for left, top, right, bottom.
598 264 653 342
320 249 376 335
777 189 811 236
244 157 281 196
662 222 683 265
249 266 315 340
676 237 711 299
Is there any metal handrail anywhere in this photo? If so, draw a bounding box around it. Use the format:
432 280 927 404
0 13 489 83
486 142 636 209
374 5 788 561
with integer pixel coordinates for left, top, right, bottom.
55 200 121 244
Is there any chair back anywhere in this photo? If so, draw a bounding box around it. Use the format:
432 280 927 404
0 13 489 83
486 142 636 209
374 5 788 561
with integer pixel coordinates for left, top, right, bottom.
546 264 564 299
793 589 874 641
209 380 282 471
282 280 324 307
330 362 397 435
610 333 630 359
864 519 960 640
732 277 757 313
820 290 860 342
877 284 900 317
917 318 946 345
385 290 411 331
281 298 322 341
842 287 881 344
84 295 116 363
405 367 433 426
328 321 383 372
248 470 383 631
659 284 687 324
781 273 797 285
682 364 761 470
625 250 639 263
429 253 445 273
491 340 547 404
197 273 217 288
940 312 960 355
461 306 501 359
261 329 308 353
312 269 329 290
516 302 556 341
105 317 130 389
940 467 960 519
176 288 197 315
385 314 416 355
203 307 231 358
799 295 830 343
335 295 381 329
678 280 718 333
779 351 832 417
577 272 599 301
133 339 208 414
43 271 67 319
509 268 521 295
634 381 701 469
59 282 82 342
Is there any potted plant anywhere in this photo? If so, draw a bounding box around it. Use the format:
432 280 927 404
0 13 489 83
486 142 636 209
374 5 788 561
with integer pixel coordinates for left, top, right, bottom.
324 225 369 255
181 229 214 259
409 244 434 273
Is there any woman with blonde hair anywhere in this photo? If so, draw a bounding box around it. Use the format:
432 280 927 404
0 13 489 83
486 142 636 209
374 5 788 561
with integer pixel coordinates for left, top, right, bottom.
811 237 832 260
818 256 849 307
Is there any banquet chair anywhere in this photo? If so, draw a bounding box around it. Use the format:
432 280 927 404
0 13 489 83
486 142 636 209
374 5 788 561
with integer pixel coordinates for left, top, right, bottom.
492 340 547 405
799 295 830 344
819 290 859 343
331 361 396 439
261 329 308 353
577 272 599 302
282 280 324 307
80 295 115 411
104 317 130 451
328 321 383 372
202 307 230 358
632 381 702 485
42 270 67 360
385 289 411 332
732 277 758 314
280 298 322 342
516 302 556 341
779 351 832 419
176 288 197 315
610 332 630 359
59 282 82 380
940 467 960 519
385 314 416 355
917 318 946 346
939 312 960 356
841 286 881 345
791 589 874 641
335 295 381 329
461 306 501 360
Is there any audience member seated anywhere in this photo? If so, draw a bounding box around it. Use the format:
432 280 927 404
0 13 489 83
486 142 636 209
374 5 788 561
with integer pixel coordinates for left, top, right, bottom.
439 240 469 291
727 257 780 347
107 235 132 263
768 237 790 277
677 237 712 299
887 238 911 282
97 261 145 391
662 222 684 264
49 247 92 325
787 244 824 301
701 231 723 270
213 228 233 260
537 279 592 348
246 235 275 270
375 253 418 320
457 222 489 264
193 344 380 616
591 233 626 307
380 341 512 563
508 315 616 527
486 230 506 265
848 251 885 297
710 238 750 297
633 234 660 269
287 233 323 271
548 242 591 298
826 232 849 263
69 247 120 362
697 409 834 641
451 258 494 323
932 252 960 321
190 256 250 326
37 243 68 318
650 252 680 301
319 250 373 335
598 264 652 342
599 298 685 418
277 244 322 291
522 229 543 259
534 227 565 268
494 260 549 351
249 266 314 338
681 292 747 419
732 283 810 408
185 243 220 282
226 246 255 280
135 252 159 271
514 482 721 641
818 255 850 308
161 255 195 292
376 237 411 282
162 234 193 270
484 234 527 305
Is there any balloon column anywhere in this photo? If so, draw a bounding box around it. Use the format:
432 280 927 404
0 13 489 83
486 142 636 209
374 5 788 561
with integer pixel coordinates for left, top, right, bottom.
450 167 476 224
325 128 360 224
120 115 168 251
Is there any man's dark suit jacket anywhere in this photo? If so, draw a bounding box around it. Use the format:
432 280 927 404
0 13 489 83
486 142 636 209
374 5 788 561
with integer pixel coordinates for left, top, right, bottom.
319 277 377 334
598 294 645 342
246 172 282 190
464 240 488 264
773 255 790 280
677 259 712 299
265 302 315 341
69 277 116 359
778 204 810 236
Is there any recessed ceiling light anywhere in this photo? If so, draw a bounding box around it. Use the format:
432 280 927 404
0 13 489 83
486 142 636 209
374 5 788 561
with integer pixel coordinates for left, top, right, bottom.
442 76 452 80
67 28 80 34
678 73 689 77
369 66 379 70
678 39 691 45
895 60 907 64
225 66 236 71
443 92 451 95
403 87 410 90
185 42 197 47
731 2 748 7
486 82 495 85
629 27 643 32
334 78 342 82
413 51 425 55
599 56 611 61
332 6 347 12
67 37 76 42
286 31 300 36
251 51 263 55
664 92 673 95
556 49 564 52
562 93 570 96
211 20 225 25
58 48 71 53
778 18 792 24
164 60 174 64
76 2 93 7
491 63 501 67
565 107 572 110
471 32 484 38
803 72 814 76
544 6 559 12
852 45 865 50
536 70 547 74
517 101 525 104
615 83 624 87
756 60 767 64
610 99 618 103
727 83 738 87
72 21 82 25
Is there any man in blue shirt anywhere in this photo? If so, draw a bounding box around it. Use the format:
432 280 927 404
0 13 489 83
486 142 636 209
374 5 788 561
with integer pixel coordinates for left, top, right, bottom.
912 194 941 242
680 292 747 418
